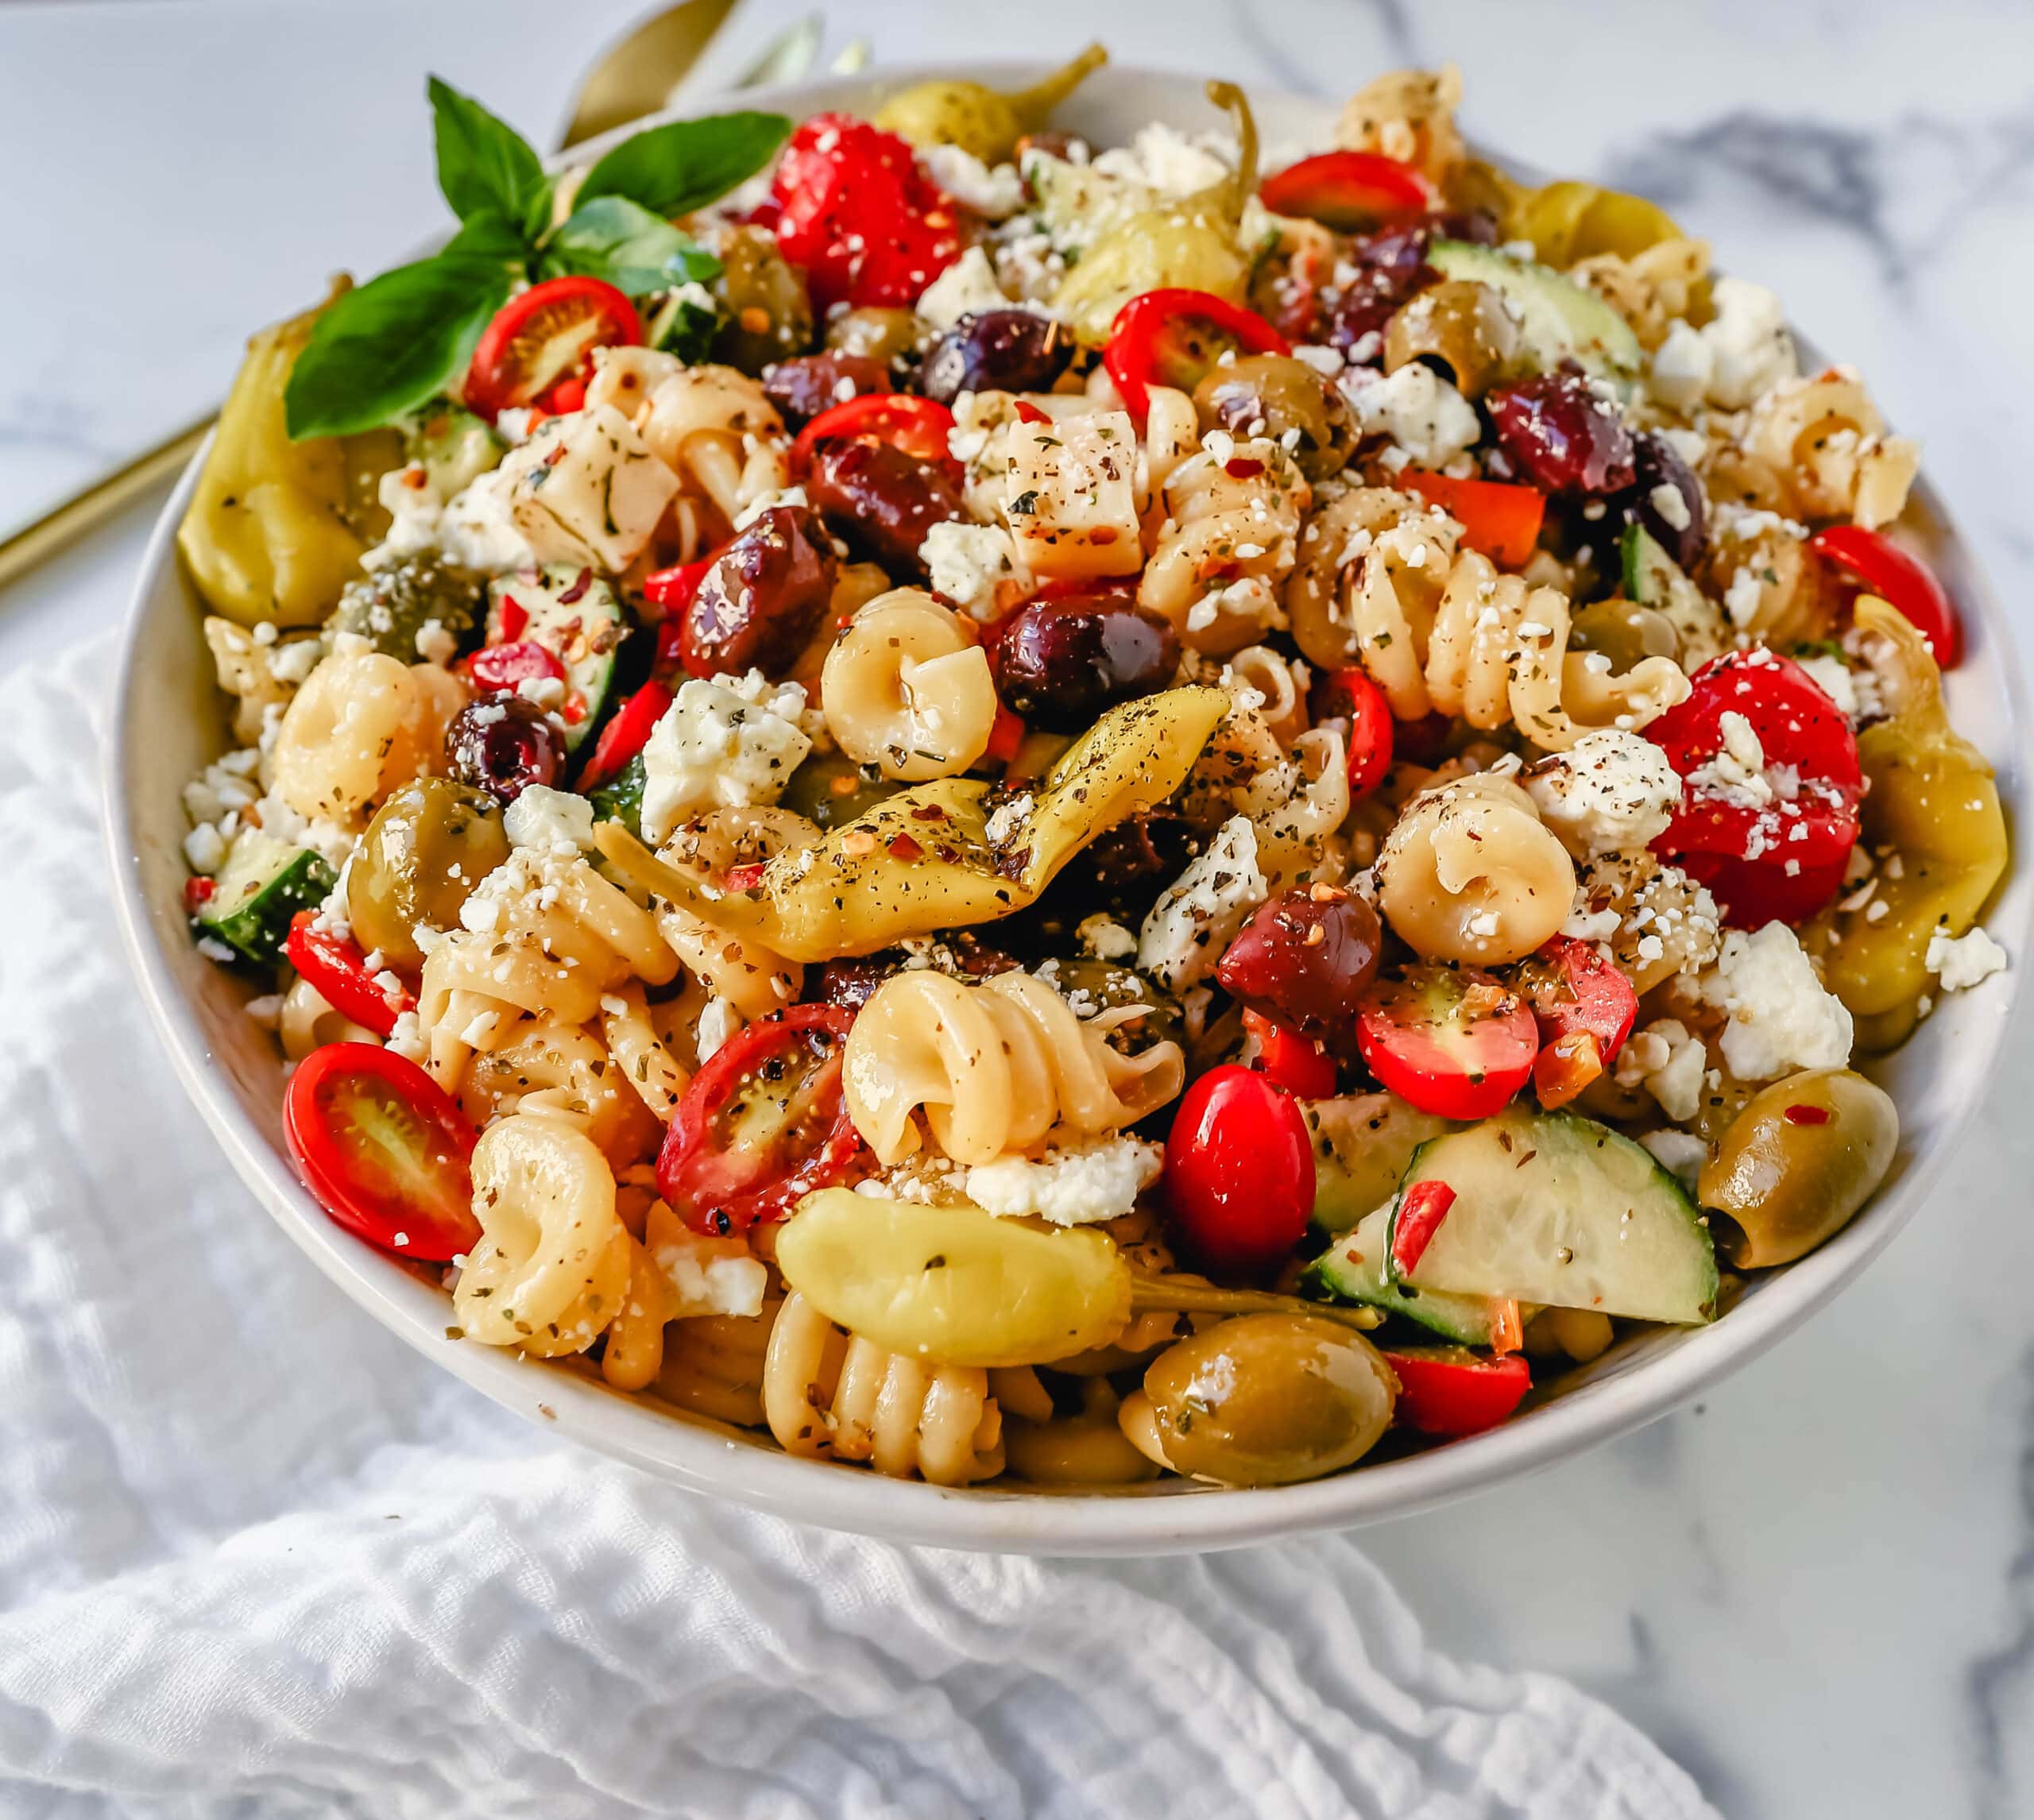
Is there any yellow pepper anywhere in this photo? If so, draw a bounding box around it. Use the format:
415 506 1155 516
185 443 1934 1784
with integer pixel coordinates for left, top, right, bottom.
1817 597 2008 1049
178 282 402 628
594 685 1228 961
1510 180 1684 268
873 44 1108 165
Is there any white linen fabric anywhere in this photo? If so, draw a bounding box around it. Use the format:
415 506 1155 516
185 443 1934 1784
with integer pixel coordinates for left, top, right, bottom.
0 640 1719 1820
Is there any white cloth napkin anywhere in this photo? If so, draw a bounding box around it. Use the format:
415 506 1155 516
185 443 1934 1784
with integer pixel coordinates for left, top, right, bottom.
0 639 1719 1820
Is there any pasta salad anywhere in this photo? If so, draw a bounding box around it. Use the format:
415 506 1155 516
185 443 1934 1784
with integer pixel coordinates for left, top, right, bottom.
173 54 2012 1491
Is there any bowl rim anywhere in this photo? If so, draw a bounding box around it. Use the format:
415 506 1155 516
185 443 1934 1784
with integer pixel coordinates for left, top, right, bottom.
103 60 2034 1555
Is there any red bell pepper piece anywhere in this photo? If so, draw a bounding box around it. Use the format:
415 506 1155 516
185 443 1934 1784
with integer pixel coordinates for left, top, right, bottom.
1389 1178 1458 1279
1403 469 1547 570
1308 667 1395 799
1384 1346 1532 1436
1102 288 1290 423
1810 524 1961 670
1259 150 1433 233
284 912 414 1038
770 114 964 310
579 681 673 792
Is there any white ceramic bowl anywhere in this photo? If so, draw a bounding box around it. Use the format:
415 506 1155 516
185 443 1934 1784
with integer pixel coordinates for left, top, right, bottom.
106 64 2031 1555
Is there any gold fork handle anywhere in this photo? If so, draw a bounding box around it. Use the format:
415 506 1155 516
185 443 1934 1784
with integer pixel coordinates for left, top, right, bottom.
0 417 212 592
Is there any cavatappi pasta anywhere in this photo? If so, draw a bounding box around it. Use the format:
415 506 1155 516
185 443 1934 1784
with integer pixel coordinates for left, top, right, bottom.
179 56 2009 1495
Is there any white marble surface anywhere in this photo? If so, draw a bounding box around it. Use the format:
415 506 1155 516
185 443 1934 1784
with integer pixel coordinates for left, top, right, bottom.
5 0 2032 1814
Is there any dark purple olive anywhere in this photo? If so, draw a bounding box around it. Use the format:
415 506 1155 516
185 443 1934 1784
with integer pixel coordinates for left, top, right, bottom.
921 310 1073 405
762 353 895 427
682 505 838 678
1326 224 1438 360
1429 209 1502 247
445 692 563 805
810 953 899 1010
1486 372 1636 497
1625 429 1708 570
990 593 1181 731
805 439 964 574
1215 886 1382 1033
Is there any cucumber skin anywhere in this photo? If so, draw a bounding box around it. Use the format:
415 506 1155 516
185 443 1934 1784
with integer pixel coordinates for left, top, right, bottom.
1301 1203 1496 1347
586 753 648 839
1427 240 1642 387
198 841 336 968
1387 1106 1719 1324
486 566 626 755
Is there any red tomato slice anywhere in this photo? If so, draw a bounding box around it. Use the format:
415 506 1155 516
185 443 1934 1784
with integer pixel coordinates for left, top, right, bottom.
283 1042 480 1261
1402 470 1546 570
1645 650 1862 926
466 640 567 693
1811 524 1960 670
1102 289 1290 423
1162 1064 1316 1275
284 912 414 1038
579 680 673 791
1241 1007 1339 1099
1356 968 1537 1121
1308 667 1395 799
1259 150 1434 232
1516 935 1638 1062
657 1005 864 1235
1384 1347 1532 1436
790 392 960 483
464 276 643 423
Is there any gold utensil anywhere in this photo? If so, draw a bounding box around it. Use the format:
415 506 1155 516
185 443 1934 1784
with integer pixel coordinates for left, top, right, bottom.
0 0 819 593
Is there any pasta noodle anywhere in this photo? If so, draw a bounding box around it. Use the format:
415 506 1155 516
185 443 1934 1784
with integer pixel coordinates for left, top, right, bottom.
1336 64 1465 180
1743 369 1919 530
277 976 377 1061
820 589 998 781
1571 237 1711 350
1139 439 1310 656
842 969 1185 1166
267 649 465 829
1001 1376 1162 1485
590 354 791 535
657 1295 781 1427
761 1292 1006 1485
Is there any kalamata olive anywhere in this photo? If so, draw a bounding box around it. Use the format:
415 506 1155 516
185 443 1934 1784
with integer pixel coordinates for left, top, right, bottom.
921 309 1073 405
1214 885 1382 1034
824 306 923 366
1486 372 1636 497
711 226 814 375
1699 1068 1898 1268
762 352 895 427
1125 1313 1397 1486
444 692 563 806
1193 354 1356 481
810 953 899 1010
347 778 508 968
682 504 838 678
1626 429 1708 570
1428 208 1502 246
805 439 964 574
990 593 1180 730
1325 222 1437 358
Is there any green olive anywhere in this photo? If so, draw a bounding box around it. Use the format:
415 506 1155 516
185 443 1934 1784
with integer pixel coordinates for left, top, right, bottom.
822 307 922 367
1568 598 1680 673
1193 354 1356 481
712 226 814 376
1381 280 1520 400
1698 1068 1899 1268
347 778 508 968
777 750 904 831
1135 1313 1396 1486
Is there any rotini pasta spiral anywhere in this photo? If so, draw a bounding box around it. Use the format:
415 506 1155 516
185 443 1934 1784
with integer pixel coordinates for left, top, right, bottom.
1743 369 1919 530
277 976 377 1062
842 968 1185 1166
1139 439 1310 656
762 1291 1006 1486
1571 237 1711 350
1378 772 1577 965
590 353 791 534
820 589 997 781
1336 64 1465 179
267 649 466 829
657 1293 781 1427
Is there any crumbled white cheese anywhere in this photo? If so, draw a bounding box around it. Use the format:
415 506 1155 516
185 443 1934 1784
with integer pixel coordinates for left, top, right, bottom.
984 791 1035 848
1688 711 1775 809
1091 122 1234 195
1648 482 1692 534
1796 654 1858 718
1138 816 1268 990
732 483 810 531
414 618 459 667
364 463 446 568
439 468 537 573
694 996 743 1064
1077 913 1139 962
181 822 229 875
1925 924 2008 993
1614 1018 1709 1123
916 245 1015 330
1724 567 1765 631
1649 320 1713 413
922 519 1024 619
493 404 679 571
1699 277 1797 410
1698 922 1853 1080
918 142 1027 218
1525 729 1684 860
964 1134 1164 1227
503 785 597 856
639 671 815 843
652 1224 768 1320
1639 1127 1708 1186
1338 362 1481 468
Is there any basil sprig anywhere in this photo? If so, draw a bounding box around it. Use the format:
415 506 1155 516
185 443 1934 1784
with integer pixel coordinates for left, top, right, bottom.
284 79 789 440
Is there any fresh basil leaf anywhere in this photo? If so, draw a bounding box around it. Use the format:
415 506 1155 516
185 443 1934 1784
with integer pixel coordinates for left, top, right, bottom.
284 255 512 440
539 196 722 298
428 75 551 242
439 207 534 272
574 111 790 218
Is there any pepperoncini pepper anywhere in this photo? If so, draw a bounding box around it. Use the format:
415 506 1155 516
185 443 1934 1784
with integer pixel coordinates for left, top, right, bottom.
1813 596 2008 1050
1508 180 1685 268
872 44 1108 165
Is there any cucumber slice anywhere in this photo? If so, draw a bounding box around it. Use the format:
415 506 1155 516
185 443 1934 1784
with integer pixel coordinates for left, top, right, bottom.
485 565 628 753
586 751 647 838
1304 1092 1460 1235
196 830 336 967
1386 1105 1718 1323
1622 524 1728 667
1427 240 1641 390
1301 1202 1498 1346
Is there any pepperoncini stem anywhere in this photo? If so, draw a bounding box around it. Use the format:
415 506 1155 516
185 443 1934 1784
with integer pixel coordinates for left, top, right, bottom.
1205 79 1259 220
1131 1277 1383 1333
1009 43 1109 129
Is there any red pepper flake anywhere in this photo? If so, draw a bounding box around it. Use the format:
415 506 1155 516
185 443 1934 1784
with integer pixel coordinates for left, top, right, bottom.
1390 1180 1458 1279
1784 1103 1830 1125
936 844 960 862
1013 400 1050 426
910 803 948 821
562 694 586 725
1089 527 1118 544
1225 456 1265 478
887 833 925 860
184 875 215 911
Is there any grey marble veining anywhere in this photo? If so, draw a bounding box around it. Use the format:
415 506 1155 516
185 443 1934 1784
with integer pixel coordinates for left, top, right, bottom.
5 2 2032 1814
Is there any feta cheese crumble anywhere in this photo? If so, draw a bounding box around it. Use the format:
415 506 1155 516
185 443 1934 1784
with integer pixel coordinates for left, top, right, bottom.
1337 362 1481 468
964 1134 1164 1227
1925 924 2008 993
1525 729 1684 859
1697 922 1853 1081
503 785 597 856
1138 816 1268 990
640 671 816 843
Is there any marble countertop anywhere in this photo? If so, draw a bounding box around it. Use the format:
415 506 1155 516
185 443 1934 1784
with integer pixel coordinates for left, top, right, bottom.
5 0 2031 1813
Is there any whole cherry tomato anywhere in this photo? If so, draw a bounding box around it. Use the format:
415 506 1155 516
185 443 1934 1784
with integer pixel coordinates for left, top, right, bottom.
1162 1064 1316 1274
1356 967 1537 1121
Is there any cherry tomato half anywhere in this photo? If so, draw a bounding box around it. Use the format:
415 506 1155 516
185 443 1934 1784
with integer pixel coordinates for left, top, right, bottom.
579 680 674 792
1811 524 1960 670
790 392 961 484
1241 1007 1340 1099
1356 967 1537 1122
1382 1347 1531 1437
464 276 643 423
284 912 414 1038
1402 470 1546 570
283 1042 480 1261
1162 1064 1316 1275
1516 936 1638 1062
1308 667 1395 799
657 1004 864 1235
1102 289 1290 423
1646 650 1862 926
1258 150 1434 232
466 639 567 694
